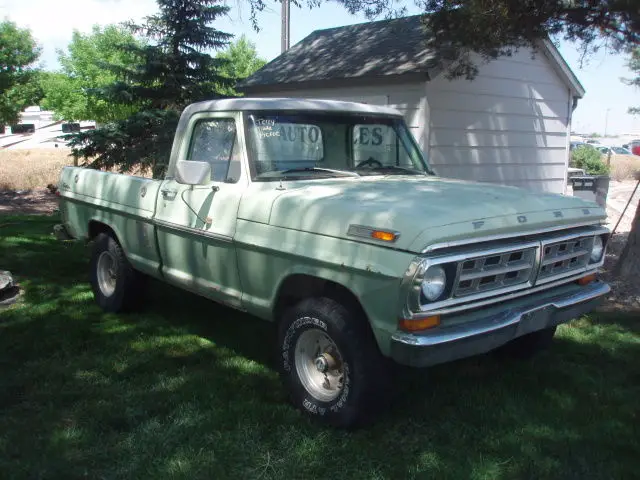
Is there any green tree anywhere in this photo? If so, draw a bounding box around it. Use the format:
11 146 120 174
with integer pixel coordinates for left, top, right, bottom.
622 47 639 115
0 20 41 125
40 25 142 122
617 46 640 279
215 35 267 95
39 72 88 121
416 0 639 79
258 0 639 79
6 70 45 110
68 0 234 177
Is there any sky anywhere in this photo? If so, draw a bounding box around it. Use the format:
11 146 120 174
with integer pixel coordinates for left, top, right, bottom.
1 0 638 136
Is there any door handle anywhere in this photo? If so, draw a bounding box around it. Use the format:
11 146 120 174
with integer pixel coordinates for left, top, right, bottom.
161 188 177 197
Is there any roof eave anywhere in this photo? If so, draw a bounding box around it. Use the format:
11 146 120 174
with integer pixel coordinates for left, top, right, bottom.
538 38 585 98
236 71 432 94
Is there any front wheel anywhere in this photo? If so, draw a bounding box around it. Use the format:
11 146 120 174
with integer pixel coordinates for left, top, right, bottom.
277 297 390 428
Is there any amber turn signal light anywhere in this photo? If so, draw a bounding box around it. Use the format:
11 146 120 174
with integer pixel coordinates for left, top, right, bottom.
371 230 398 242
399 315 441 331
577 273 597 286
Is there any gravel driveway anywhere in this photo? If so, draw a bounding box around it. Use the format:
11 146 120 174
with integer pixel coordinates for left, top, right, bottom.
605 179 640 234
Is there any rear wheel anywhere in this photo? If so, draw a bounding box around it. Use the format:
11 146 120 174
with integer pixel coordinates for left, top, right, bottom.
89 232 145 312
277 297 390 428
498 326 557 359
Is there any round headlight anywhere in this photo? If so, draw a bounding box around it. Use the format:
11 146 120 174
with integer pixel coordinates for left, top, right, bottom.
590 235 604 263
421 266 447 302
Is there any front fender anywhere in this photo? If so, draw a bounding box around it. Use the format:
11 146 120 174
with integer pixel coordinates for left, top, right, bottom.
234 219 415 351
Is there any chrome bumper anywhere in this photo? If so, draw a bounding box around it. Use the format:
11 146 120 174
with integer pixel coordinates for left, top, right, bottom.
390 280 610 367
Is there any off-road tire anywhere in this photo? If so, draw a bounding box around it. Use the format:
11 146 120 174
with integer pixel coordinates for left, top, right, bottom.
89 232 145 312
277 297 390 428
497 326 557 359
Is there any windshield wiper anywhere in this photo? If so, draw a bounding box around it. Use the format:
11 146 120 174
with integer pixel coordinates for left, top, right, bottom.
280 167 360 178
369 165 427 175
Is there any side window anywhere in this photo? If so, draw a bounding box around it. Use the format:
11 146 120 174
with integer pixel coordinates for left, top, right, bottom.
187 118 239 183
352 124 412 167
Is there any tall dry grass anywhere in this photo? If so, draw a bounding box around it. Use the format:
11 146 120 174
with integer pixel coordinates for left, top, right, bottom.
0 148 74 191
609 155 640 182
0 148 153 191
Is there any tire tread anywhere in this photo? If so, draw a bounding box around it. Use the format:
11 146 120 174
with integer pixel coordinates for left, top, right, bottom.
278 296 390 428
89 233 145 312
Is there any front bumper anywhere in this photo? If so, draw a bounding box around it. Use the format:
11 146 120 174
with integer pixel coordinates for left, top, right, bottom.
390 280 610 367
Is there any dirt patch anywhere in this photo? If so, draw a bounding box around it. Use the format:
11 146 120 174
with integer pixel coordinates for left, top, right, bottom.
0 188 60 216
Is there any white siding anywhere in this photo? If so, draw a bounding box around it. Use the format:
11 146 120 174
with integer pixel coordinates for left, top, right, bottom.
251 83 427 149
245 45 575 194
426 48 572 193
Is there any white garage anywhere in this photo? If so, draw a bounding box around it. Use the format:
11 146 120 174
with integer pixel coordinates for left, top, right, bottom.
237 15 585 195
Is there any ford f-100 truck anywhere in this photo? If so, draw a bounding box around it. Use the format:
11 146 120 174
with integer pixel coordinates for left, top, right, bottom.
57 98 610 427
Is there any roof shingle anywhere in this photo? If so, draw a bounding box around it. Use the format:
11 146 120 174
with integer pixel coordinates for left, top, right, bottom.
237 15 440 90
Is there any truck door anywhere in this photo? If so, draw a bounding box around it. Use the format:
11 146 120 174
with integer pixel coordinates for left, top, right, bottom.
153 111 247 308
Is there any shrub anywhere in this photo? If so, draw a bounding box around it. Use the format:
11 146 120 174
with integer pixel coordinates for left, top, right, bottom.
570 147 610 175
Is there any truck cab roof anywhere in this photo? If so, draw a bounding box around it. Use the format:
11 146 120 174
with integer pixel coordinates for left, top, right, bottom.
184 97 404 117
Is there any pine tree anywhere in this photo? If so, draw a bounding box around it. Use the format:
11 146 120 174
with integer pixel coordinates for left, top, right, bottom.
68 0 234 177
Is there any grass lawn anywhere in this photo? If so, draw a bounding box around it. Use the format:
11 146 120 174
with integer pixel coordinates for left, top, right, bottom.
1 215 639 479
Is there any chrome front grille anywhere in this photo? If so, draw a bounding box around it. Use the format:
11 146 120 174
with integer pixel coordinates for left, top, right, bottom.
403 225 610 318
537 236 595 282
453 247 536 297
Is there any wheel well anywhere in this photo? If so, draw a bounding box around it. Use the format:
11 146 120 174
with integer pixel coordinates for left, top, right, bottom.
88 221 117 242
274 274 368 324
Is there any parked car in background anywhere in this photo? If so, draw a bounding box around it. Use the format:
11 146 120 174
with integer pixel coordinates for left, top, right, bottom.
567 167 586 179
596 145 634 156
570 141 597 151
621 140 640 156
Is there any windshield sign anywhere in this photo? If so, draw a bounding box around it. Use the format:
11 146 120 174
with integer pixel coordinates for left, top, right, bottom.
249 117 323 171
245 112 431 181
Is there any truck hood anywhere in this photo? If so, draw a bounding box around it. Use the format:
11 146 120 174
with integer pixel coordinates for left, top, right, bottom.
240 176 607 253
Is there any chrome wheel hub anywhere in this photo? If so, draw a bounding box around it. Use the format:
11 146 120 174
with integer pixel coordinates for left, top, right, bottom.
294 327 344 402
96 251 117 297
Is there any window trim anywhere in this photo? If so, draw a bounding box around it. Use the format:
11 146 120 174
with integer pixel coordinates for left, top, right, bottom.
186 117 239 184
166 110 249 185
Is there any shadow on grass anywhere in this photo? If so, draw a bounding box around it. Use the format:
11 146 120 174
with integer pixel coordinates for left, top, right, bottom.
583 310 640 335
1 216 639 479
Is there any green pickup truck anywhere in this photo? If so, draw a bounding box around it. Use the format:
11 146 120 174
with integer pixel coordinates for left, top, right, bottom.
57 98 610 427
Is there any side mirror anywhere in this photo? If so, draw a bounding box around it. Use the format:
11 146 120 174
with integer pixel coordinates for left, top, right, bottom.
175 160 211 185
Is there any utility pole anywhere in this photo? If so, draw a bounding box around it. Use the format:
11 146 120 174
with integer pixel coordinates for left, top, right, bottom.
281 0 290 53
604 108 611 137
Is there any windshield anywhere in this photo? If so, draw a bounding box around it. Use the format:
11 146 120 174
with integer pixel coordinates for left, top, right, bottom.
611 146 631 154
243 111 433 181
